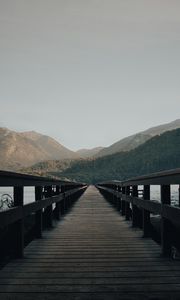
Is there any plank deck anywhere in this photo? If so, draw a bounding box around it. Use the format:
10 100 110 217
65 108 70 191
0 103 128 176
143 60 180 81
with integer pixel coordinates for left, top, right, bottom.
1 186 180 299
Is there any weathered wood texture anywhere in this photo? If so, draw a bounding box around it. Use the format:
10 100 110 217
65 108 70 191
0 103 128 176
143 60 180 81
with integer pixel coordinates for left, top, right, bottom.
1 186 180 299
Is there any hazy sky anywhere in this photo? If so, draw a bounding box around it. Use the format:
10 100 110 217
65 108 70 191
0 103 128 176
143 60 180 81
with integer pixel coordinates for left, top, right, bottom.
0 0 180 150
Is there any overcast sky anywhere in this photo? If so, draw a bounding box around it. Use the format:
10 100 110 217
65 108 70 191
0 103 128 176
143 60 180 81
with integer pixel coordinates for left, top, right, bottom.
0 0 180 150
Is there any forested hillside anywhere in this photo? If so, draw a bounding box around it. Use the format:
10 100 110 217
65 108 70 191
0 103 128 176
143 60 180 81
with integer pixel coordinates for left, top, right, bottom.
57 128 180 183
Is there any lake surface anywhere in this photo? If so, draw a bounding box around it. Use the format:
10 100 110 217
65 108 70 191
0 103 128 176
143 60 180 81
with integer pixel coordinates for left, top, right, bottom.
0 187 35 210
150 185 179 206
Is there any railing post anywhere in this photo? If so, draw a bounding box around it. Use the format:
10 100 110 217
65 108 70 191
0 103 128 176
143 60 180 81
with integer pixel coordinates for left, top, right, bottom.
161 185 171 256
60 185 65 215
35 186 43 238
67 188 71 209
125 186 130 220
114 185 118 208
143 185 151 237
117 185 122 212
64 185 69 212
112 185 116 206
121 187 126 215
12 186 24 258
44 186 53 228
132 185 139 227
54 185 61 220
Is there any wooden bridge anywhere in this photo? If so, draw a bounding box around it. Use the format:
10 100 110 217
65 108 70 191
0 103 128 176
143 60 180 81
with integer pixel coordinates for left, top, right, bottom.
1 170 180 299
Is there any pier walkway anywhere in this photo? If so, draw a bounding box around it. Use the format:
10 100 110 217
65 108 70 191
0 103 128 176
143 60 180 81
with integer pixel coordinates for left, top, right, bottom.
1 186 180 299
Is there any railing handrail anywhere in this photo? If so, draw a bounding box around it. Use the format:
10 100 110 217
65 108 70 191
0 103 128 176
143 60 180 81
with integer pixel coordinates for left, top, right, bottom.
0 171 87 259
98 167 180 186
0 186 86 229
0 170 84 187
97 168 180 257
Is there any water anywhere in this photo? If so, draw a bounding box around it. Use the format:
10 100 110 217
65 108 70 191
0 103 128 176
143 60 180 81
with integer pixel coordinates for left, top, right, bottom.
0 187 35 210
150 185 179 206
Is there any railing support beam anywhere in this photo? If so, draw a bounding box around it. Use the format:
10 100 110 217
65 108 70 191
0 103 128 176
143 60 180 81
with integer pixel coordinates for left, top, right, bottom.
44 186 53 228
12 186 24 258
35 186 43 238
121 187 126 216
125 186 130 220
117 186 121 211
132 186 139 227
143 185 151 238
161 185 171 256
54 185 61 220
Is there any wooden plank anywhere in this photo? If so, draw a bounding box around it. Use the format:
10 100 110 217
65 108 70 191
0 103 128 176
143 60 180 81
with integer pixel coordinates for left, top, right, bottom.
1 283 180 293
2 270 180 278
0 292 179 300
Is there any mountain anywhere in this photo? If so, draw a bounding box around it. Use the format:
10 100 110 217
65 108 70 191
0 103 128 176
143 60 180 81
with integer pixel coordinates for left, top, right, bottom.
58 128 180 183
2 119 180 174
76 147 104 158
21 131 79 160
96 119 180 157
0 128 79 171
144 119 180 136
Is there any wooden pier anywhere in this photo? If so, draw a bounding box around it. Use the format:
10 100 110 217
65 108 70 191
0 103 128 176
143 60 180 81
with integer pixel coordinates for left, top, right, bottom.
1 184 180 299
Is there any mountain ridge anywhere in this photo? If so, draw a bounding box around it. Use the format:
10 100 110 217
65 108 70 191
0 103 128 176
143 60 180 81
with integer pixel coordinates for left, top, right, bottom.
0 128 79 170
1 119 180 172
59 128 180 183
95 119 180 157
76 147 104 158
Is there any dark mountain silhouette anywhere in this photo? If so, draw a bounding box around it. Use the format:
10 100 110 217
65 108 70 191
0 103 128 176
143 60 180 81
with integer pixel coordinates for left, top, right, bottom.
58 128 180 183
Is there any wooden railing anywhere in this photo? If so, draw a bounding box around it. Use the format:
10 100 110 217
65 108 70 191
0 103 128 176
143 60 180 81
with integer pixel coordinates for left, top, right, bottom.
96 168 180 257
0 171 87 259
